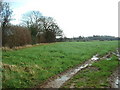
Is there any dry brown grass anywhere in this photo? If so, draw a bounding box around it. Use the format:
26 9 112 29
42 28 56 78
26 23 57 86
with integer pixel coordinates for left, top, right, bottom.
2 43 54 51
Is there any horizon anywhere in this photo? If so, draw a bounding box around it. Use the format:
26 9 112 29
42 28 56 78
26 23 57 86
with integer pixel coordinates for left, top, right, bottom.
4 0 119 38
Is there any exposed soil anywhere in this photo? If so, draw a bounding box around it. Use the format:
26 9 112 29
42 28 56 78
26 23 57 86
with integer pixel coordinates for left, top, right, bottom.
62 66 100 88
35 50 119 88
36 54 101 88
108 66 120 88
109 48 120 88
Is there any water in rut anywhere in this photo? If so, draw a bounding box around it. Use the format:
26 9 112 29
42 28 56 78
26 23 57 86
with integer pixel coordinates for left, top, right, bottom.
37 51 119 88
39 55 99 88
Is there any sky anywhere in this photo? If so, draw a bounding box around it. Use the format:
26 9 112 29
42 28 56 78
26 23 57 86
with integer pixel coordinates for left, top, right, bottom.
4 0 119 38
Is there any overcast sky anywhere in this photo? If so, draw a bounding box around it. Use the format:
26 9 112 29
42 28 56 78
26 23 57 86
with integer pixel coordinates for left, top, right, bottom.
4 0 119 38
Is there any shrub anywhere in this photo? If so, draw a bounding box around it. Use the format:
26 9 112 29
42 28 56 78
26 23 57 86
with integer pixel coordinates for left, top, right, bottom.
2 26 32 48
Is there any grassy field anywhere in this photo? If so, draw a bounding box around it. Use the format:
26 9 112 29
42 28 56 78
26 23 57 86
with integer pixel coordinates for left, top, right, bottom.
62 55 118 88
2 41 118 88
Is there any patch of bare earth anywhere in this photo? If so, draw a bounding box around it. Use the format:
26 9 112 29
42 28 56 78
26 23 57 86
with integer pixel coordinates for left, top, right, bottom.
35 50 118 88
35 54 101 88
108 66 120 88
62 66 100 88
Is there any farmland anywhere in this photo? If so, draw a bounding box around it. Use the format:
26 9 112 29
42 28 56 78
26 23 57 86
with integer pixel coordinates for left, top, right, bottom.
2 41 118 88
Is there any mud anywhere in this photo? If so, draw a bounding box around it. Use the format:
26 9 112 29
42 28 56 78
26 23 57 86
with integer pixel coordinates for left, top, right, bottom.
62 66 102 88
112 49 120 61
36 50 119 88
108 67 120 88
108 49 120 88
37 54 99 88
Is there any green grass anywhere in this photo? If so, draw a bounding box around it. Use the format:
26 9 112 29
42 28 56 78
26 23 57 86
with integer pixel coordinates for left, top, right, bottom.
62 55 118 88
2 41 118 88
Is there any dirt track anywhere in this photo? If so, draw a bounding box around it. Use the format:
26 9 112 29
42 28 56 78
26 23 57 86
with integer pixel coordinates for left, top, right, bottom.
36 50 119 88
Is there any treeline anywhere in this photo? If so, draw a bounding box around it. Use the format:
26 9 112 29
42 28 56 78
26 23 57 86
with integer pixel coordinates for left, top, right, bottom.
0 1 118 48
58 35 119 42
1 1 63 48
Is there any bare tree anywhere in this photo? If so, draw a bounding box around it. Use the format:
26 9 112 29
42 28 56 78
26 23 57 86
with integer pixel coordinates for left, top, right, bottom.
0 1 3 14
21 11 42 44
22 11 63 43
22 11 42 29
0 1 2 47
0 1 13 46
0 1 13 29
37 17 63 42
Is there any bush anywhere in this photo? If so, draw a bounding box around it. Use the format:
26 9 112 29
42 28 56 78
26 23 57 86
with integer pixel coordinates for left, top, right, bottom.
2 26 32 48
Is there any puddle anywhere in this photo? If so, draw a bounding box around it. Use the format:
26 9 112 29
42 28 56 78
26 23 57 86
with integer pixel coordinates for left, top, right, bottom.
91 54 99 61
106 58 112 60
112 50 120 61
39 55 99 88
109 66 120 88
38 52 120 88
118 78 120 88
115 77 119 85
41 64 91 88
44 75 70 88
112 76 119 88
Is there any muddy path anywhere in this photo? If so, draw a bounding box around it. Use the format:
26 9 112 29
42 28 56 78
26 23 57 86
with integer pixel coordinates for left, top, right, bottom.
35 50 119 88
108 67 120 88
109 49 120 88
36 53 112 88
